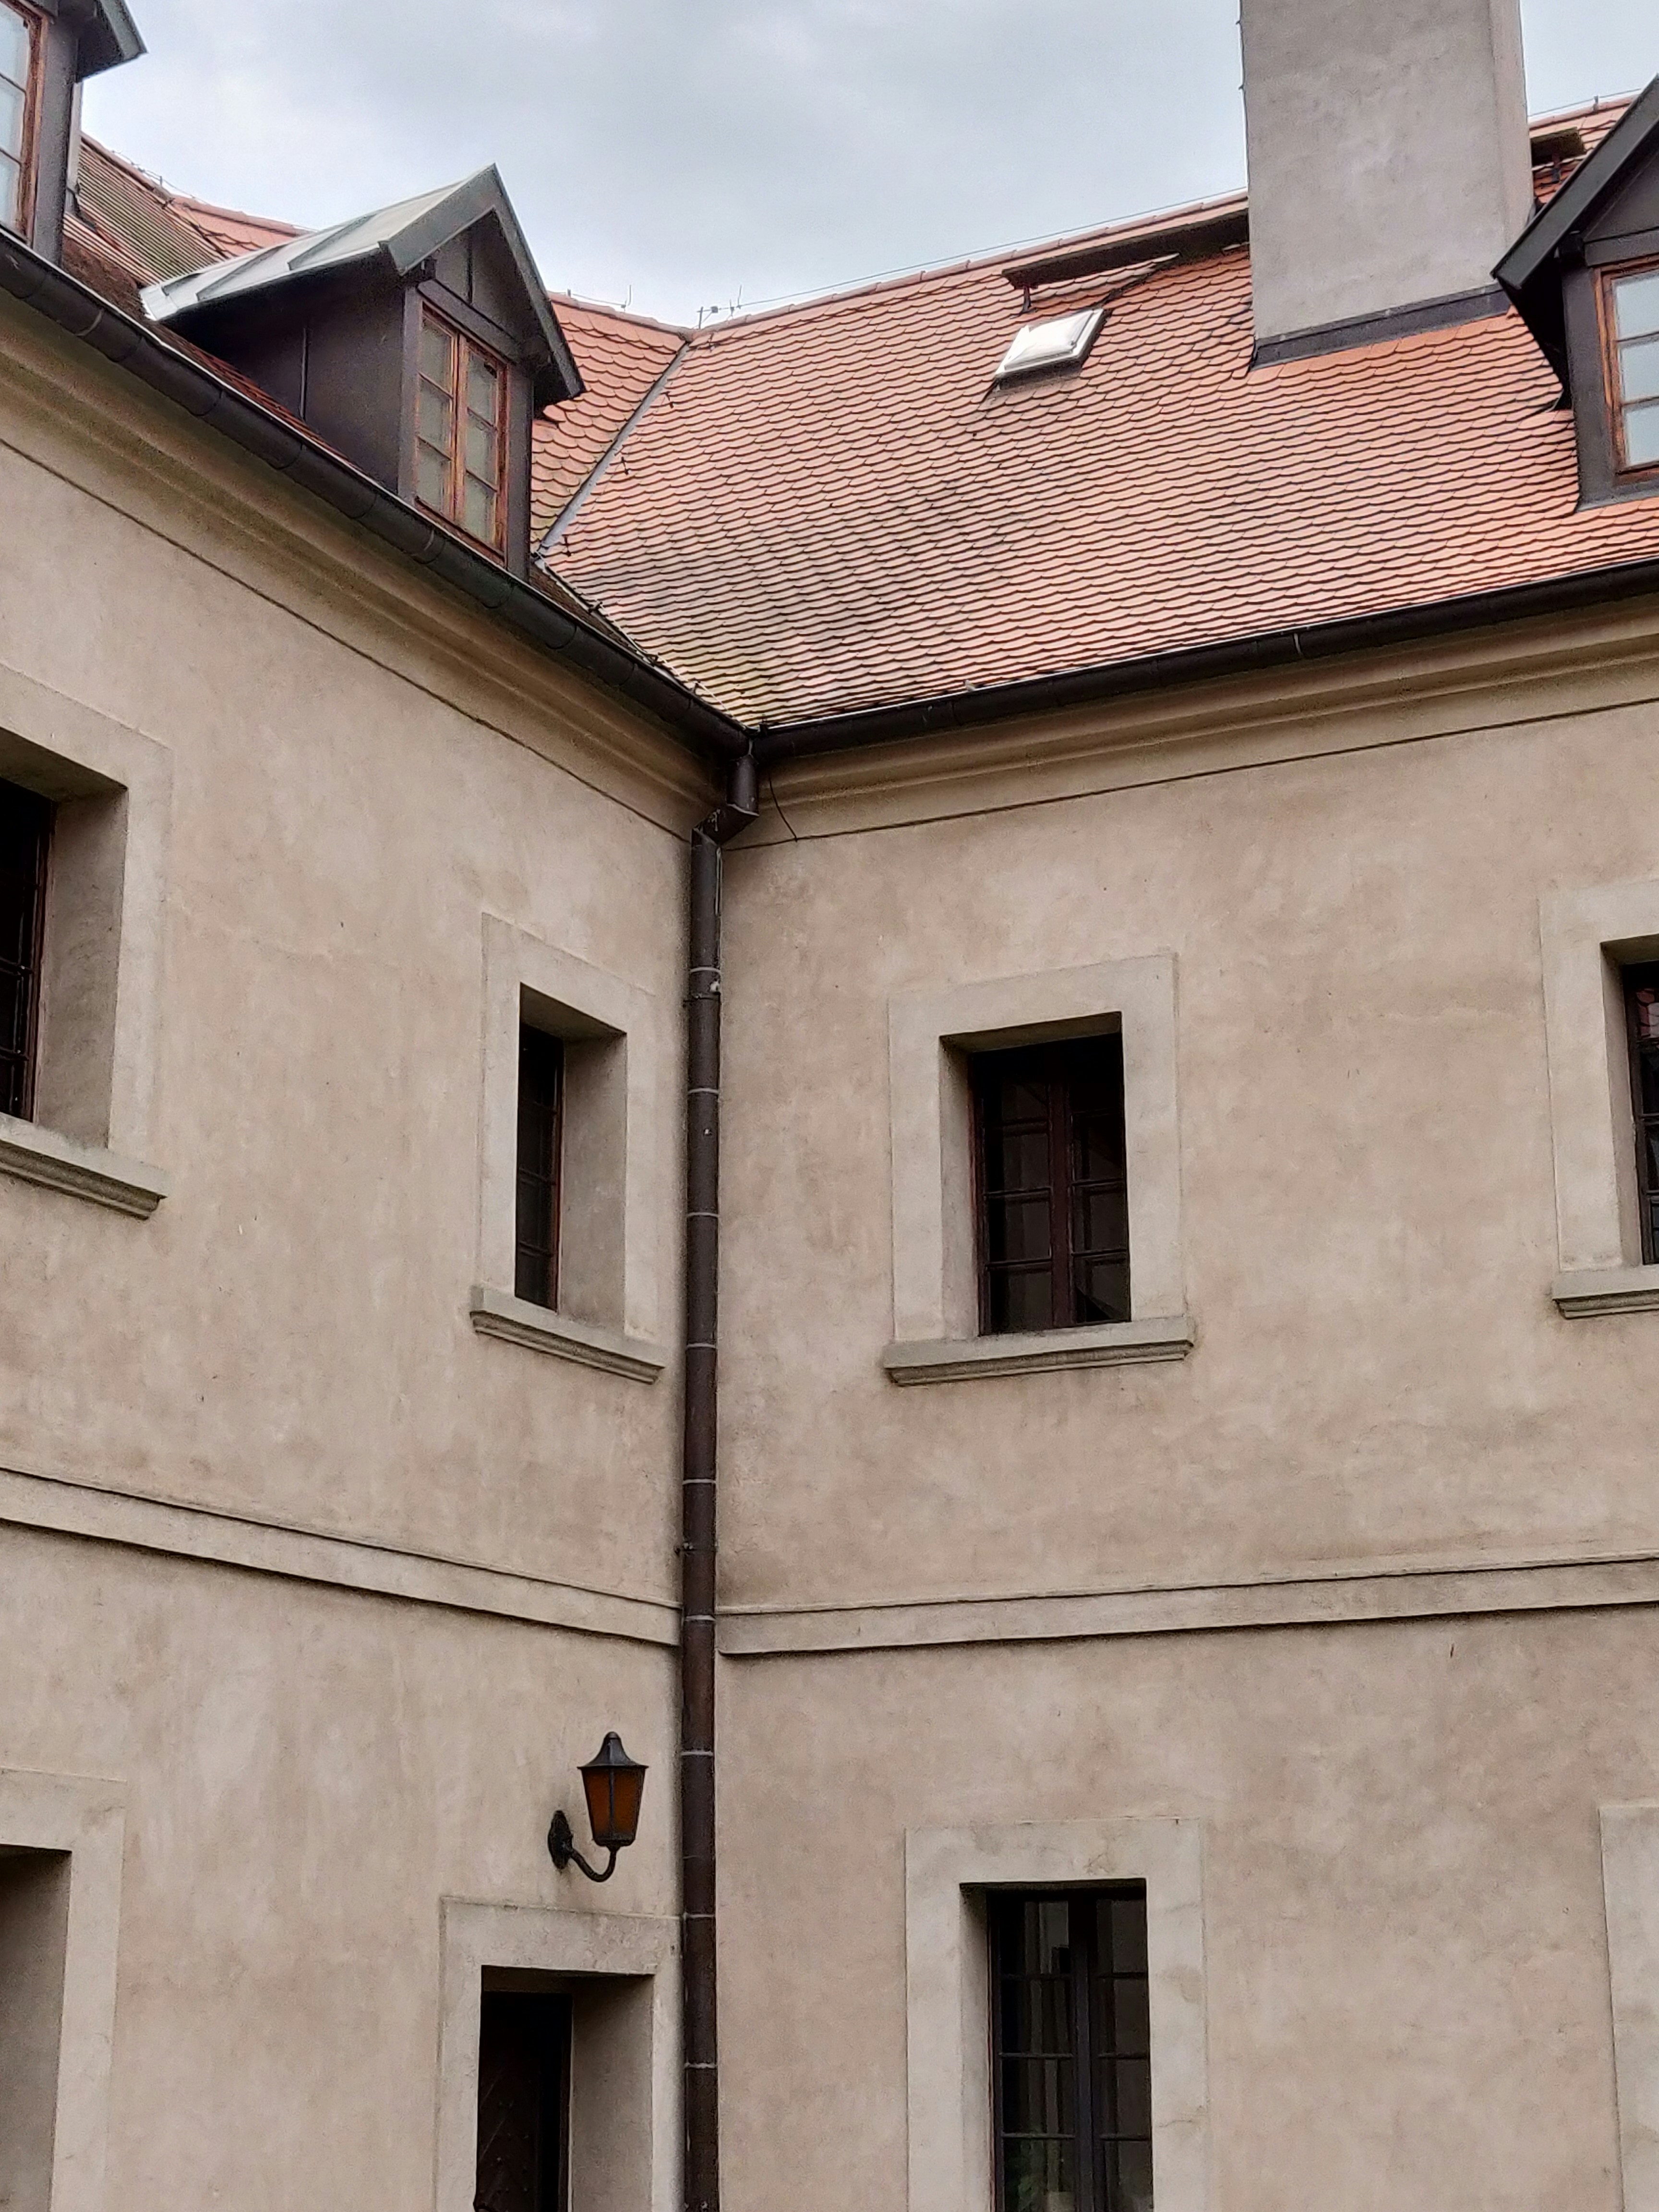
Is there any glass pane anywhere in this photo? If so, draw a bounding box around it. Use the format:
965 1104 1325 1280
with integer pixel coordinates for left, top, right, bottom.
0 7 28 93
0 149 17 232
1625 401 1659 469
1106 2138 1154 2212
1075 1256 1130 1325
1614 269 1659 342
466 349 501 424
1075 1185 1129 1256
1107 2057 1152 2137
991 1265 1054 1334
986 1125 1049 1193
1645 1124 1659 1194
464 417 498 482
0 72 23 161
1638 1043 1659 1117
1074 1115 1126 1184
415 441 450 513
1003 2135 1076 2212
988 1193 1051 1265
419 314 455 388
1001 2056 1076 2139
1001 1975 1073 2054
1106 1896 1148 1974
462 475 498 544
1622 337 1659 407
1636 987 1659 1046
1107 1975 1150 2058
416 383 454 452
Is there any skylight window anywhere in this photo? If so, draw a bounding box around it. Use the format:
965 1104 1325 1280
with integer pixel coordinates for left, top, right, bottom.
994 306 1105 383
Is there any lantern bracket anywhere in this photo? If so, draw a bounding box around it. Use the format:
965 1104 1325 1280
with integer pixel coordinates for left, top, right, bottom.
547 1809 619 1883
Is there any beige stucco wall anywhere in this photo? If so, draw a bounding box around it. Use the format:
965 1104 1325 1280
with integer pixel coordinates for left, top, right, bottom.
718 1604 1645 2212
0 296 700 2209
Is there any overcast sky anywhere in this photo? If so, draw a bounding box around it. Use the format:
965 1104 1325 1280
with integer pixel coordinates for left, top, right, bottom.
82 0 1658 326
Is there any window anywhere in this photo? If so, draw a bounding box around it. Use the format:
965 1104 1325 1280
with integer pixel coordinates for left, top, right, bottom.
474 1989 571 2212
974 1036 1130 1335
991 1887 1153 2212
0 0 36 239
416 306 508 553
995 307 1106 382
1604 265 1659 477
0 774 49 1122
1625 962 1659 1265
515 1025 563 1310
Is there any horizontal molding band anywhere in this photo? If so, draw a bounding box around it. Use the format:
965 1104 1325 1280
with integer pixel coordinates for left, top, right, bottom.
1552 1265 1659 1318
718 1548 1659 1656
0 1462 680 1646
884 1315 1194 1384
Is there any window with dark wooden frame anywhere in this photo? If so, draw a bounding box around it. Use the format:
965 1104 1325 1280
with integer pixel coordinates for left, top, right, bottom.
515 1026 564 1309
0 0 39 240
991 1887 1153 2212
474 1988 571 2212
0 775 50 1122
973 1035 1130 1335
1602 264 1659 479
1625 962 1659 1265
416 305 509 553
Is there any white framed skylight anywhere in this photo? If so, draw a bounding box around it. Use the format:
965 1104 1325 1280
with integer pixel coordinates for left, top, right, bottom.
994 305 1106 382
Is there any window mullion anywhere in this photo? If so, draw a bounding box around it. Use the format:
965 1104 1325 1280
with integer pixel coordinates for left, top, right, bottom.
1072 1895 1100 2212
1048 1056 1072 1329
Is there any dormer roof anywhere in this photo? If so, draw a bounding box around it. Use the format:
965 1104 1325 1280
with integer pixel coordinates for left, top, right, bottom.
69 0 144 78
1498 72 1659 378
141 168 582 407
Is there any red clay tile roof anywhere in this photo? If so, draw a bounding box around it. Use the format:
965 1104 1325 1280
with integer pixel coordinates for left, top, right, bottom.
164 193 300 260
538 97 1659 729
531 297 685 541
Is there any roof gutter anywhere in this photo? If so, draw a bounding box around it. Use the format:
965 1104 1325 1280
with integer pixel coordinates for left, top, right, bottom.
0 230 748 760
748 555 1659 766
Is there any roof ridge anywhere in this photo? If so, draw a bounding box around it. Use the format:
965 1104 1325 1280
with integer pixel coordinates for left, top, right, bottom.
550 292 691 340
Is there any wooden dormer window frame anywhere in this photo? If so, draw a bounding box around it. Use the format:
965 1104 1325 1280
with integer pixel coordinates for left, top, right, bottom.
0 0 42 241
414 303 509 557
1599 259 1659 485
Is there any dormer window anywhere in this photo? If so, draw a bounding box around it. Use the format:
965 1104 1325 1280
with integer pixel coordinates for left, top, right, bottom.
1605 265 1659 477
416 306 507 554
0 0 39 237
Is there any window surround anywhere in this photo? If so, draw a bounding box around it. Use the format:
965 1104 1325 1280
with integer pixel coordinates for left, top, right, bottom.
1540 878 1659 1316
0 663 170 1219
884 957 1192 1383
1601 1803 1659 2212
1598 259 1659 486
471 914 668 1382
0 1768 126 2212
904 1819 1210 2212
434 1898 678 2212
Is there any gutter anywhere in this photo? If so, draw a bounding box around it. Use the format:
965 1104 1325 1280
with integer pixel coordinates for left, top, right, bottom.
0 230 749 761
680 753 759 2212
747 554 1659 765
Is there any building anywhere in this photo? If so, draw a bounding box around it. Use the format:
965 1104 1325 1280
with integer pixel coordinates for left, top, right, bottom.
5 0 1659 2206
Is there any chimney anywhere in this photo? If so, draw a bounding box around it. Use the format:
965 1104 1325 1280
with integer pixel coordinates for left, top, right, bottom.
1240 0 1535 360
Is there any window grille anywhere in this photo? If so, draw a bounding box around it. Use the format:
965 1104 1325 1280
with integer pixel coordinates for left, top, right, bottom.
0 776 50 1121
514 1026 564 1309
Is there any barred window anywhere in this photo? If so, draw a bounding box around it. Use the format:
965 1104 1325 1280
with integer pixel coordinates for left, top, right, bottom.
1625 962 1659 1264
0 775 50 1120
514 1025 564 1309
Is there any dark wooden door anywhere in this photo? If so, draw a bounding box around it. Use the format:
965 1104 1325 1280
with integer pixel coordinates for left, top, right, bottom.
475 1991 571 2212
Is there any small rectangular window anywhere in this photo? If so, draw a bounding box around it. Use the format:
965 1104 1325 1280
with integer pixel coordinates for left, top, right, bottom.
1605 265 1659 477
0 775 50 1122
415 306 508 553
475 1988 571 2212
0 0 38 238
515 1025 564 1309
973 1036 1130 1335
991 1886 1153 2212
1625 962 1659 1264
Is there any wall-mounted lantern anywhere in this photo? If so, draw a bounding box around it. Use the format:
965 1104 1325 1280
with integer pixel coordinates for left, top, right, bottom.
548 1732 647 1883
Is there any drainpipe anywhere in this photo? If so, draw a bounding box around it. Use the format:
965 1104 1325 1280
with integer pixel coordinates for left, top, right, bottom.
682 750 757 2212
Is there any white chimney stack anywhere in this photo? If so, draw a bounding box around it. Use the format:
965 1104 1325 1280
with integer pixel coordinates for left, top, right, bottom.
1240 0 1535 358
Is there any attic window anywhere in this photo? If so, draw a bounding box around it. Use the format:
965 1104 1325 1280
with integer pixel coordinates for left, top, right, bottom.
416 305 508 553
0 0 38 236
994 306 1105 383
1605 265 1659 476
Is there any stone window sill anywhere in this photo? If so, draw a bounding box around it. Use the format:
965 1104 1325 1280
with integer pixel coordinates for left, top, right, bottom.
0 1113 168 1218
883 1314 1194 1385
1552 1265 1659 1318
468 1285 667 1383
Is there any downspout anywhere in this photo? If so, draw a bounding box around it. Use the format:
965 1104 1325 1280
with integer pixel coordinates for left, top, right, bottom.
682 750 758 2212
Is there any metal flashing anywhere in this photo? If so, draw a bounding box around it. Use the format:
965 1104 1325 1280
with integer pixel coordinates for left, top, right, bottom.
1250 284 1513 368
